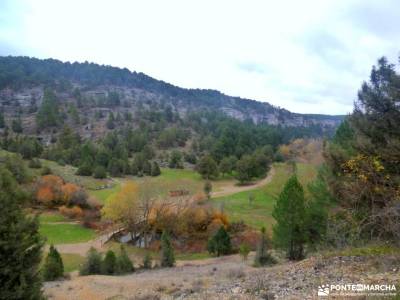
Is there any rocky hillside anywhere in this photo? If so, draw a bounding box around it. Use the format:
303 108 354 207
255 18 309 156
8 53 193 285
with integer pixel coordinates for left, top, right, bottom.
43 249 400 299
0 56 343 138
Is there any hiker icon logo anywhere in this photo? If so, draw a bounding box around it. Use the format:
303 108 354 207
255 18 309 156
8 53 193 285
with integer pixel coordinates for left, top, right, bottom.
318 285 330 296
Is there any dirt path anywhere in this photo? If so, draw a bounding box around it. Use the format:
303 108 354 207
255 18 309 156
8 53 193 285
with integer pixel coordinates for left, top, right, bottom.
50 232 111 255
211 166 275 198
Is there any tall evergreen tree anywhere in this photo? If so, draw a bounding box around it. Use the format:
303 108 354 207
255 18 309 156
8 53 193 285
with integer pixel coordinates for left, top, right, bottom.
160 231 175 267
0 167 44 299
43 245 64 281
36 88 60 129
305 170 332 248
272 175 306 260
196 155 219 179
102 250 117 275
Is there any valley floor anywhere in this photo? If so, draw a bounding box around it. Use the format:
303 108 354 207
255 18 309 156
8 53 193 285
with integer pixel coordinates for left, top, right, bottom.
44 250 400 299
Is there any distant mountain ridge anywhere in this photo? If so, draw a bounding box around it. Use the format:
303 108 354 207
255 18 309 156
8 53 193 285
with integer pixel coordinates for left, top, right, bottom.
0 56 343 127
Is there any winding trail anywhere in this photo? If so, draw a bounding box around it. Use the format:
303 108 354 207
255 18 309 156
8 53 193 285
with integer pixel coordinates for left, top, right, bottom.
211 166 275 198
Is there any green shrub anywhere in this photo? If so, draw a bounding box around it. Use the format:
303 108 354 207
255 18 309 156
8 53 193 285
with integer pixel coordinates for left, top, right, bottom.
142 252 152 269
254 227 275 266
80 247 102 275
160 231 175 267
43 245 64 281
28 158 42 169
93 165 107 179
239 243 250 261
5 155 29 183
207 226 232 256
204 181 212 200
150 161 161 176
41 166 52 175
76 163 92 176
102 250 117 275
117 245 134 274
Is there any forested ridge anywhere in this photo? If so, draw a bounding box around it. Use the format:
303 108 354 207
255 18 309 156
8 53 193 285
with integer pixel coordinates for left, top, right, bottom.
0 56 343 120
0 56 342 181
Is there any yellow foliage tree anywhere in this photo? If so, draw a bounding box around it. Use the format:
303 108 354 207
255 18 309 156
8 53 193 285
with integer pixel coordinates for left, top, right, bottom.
102 182 140 224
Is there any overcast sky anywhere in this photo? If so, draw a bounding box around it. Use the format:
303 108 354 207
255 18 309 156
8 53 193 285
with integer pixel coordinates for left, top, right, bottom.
0 0 399 114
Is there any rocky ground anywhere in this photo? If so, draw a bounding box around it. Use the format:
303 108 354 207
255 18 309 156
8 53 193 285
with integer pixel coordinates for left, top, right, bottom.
44 251 400 299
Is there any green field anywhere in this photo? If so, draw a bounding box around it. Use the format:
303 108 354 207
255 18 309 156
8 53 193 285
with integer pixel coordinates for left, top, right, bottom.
39 213 68 223
61 253 85 272
159 168 202 181
88 181 121 204
213 163 318 230
39 223 96 244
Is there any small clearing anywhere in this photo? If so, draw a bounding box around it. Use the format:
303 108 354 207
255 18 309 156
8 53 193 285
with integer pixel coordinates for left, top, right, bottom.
211 166 275 198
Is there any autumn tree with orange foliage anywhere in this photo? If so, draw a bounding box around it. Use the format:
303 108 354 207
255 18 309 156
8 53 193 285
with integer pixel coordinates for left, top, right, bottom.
36 175 64 207
35 175 87 208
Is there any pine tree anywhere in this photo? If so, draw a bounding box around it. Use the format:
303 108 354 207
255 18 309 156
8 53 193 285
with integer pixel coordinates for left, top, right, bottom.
36 88 60 129
76 162 93 176
272 175 306 260
160 231 175 267
196 155 219 179
0 167 44 299
43 245 64 281
93 165 107 179
207 226 232 256
254 227 275 266
305 171 331 248
80 247 102 275
150 161 161 176
117 245 134 274
102 250 117 275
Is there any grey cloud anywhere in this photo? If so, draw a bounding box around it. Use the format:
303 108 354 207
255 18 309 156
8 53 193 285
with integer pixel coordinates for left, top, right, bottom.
346 0 400 39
